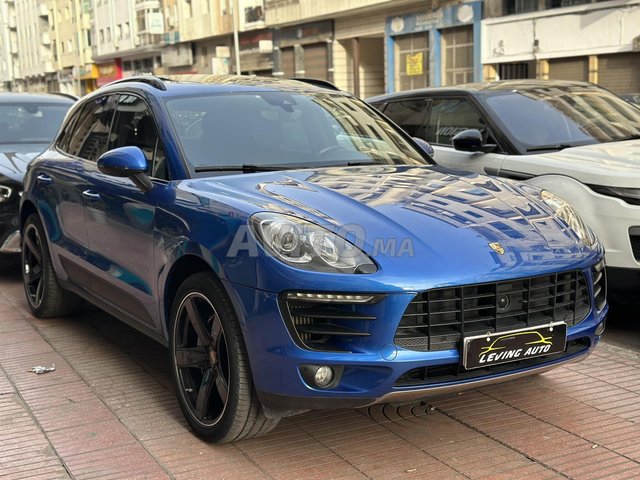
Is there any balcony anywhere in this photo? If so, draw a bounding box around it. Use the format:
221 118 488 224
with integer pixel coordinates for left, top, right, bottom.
134 0 161 12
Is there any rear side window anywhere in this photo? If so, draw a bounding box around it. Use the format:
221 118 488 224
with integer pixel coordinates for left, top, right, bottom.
426 98 489 145
383 99 429 138
65 95 116 161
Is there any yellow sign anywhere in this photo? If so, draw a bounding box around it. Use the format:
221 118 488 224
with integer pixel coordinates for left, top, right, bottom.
406 52 423 76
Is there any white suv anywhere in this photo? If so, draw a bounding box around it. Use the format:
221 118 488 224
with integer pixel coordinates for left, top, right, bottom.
369 81 640 300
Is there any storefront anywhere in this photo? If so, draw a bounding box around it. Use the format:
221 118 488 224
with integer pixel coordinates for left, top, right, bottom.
272 20 333 81
78 65 98 95
96 61 123 87
385 1 483 93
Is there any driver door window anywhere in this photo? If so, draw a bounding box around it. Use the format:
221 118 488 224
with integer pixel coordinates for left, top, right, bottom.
108 94 168 180
426 98 494 146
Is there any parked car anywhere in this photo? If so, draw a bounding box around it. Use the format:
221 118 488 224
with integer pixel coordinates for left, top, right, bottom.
368 81 640 301
621 93 640 107
0 93 75 262
21 75 607 443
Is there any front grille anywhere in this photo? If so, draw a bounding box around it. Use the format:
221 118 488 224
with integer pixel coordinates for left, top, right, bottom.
281 294 382 352
631 235 640 262
592 260 607 311
394 338 590 387
395 271 590 352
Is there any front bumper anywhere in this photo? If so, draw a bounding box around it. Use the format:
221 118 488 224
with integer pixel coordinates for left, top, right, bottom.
224 277 608 416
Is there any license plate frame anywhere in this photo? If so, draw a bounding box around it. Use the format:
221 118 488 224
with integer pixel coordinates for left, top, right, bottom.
462 322 567 370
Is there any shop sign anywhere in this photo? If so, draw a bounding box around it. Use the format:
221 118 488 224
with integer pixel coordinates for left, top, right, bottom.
406 52 423 76
274 20 333 47
96 61 122 86
387 1 480 35
78 64 98 80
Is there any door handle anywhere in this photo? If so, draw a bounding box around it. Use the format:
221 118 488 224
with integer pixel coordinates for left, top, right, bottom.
36 174 53 185
82 190 101 201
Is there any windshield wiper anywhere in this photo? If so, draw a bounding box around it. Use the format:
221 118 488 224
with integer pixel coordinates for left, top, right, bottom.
613 134 640 142
194 164 286 173
526 144 573 152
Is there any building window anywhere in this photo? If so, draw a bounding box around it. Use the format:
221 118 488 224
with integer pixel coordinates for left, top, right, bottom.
504 0 539 15
395 33 429 92
99 29 104 43
124 22 130 38
106 27 111 42
441 26 474 86
547 0 591 8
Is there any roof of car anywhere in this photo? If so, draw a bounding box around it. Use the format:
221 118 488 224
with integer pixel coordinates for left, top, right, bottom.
99 74 345 97
0 92 76 104
366 79 596 103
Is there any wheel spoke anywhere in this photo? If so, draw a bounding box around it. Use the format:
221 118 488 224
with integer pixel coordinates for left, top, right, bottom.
185 296 211 346
195 368 215 420
26 267 42 286
214 367 229 401
211 314 222 346
175 346 208 368
34 276 44 303
24 233 41 263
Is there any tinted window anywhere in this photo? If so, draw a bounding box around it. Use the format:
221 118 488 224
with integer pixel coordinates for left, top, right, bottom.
165 92 430 172
0 103 71 144
67 96 116 161
482 87 640 152
108 94 167 180
383 99 428 138
426 98 489 145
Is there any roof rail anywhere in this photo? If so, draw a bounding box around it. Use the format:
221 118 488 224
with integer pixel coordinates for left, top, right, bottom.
290 78 340 91
105 75 167 91
49 92 79 101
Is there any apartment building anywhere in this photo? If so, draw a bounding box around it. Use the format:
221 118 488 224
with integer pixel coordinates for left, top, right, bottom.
91 0 163 87
482 0 640 94
14 0 56 92
49 0 95 95
265 0 482 97
0 0 18 91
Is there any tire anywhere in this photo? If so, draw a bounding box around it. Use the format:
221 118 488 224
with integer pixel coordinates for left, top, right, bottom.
22 214 81 317
169 272 279 443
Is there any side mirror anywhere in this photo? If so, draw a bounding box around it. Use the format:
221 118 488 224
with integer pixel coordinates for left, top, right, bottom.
411 137 434 157
452 129 497 153
97 147 153 192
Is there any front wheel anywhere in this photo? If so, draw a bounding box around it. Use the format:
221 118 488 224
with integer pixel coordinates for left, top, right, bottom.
169 272 279 443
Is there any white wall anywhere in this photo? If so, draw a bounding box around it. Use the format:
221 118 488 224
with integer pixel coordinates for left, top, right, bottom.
482 0 640 64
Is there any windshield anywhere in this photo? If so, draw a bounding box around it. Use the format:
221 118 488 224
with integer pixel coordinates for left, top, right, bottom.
0 103 71 144
481 86 640 153
165 92 430 173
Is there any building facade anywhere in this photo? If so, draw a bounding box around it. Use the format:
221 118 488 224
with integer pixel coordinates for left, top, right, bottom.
482 0 640 93
0 0 18 91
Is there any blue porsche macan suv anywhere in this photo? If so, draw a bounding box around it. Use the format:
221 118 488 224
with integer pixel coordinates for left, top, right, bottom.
20 75 608 443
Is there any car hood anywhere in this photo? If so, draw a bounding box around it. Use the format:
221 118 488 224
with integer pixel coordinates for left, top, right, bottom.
515 140 640 187
186 165 598 289
0 144 46 182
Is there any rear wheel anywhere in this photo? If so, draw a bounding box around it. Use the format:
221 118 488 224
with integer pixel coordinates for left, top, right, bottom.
22 214 81 317
169 272 279 443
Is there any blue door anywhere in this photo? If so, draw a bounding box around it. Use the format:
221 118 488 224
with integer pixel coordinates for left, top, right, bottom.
83 94 169 332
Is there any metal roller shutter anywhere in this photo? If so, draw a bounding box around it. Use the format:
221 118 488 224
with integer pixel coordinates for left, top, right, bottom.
548 57 588 82
303 43 328 80
281 47 294 77
598 53 640 94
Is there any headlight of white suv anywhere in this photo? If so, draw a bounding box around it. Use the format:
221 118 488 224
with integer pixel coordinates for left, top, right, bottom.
540 190 597 247
250 212 377 274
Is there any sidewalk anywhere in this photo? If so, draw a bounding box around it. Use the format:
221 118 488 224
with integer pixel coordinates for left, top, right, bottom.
1 271 640 480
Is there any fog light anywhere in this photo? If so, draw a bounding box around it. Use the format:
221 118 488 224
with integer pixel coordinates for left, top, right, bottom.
595 320 606 336
314 366 334 388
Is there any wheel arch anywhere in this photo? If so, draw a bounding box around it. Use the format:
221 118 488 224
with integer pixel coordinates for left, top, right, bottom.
20 200 38 233
162 253 215 334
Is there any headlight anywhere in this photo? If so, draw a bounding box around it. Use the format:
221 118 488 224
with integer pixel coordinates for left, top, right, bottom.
540 190 597 247
0 185 12 203
249 212 377 274
590 186 640 206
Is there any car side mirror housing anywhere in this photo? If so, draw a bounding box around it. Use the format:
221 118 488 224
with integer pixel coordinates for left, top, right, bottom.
452 129 497 153
97 147 153 192
411 137 434 157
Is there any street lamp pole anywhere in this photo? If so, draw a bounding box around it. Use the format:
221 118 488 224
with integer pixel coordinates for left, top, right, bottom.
233 0 241 75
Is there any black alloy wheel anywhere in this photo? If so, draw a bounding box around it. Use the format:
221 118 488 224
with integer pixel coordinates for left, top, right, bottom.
21 214 80 318
170 272 278 443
